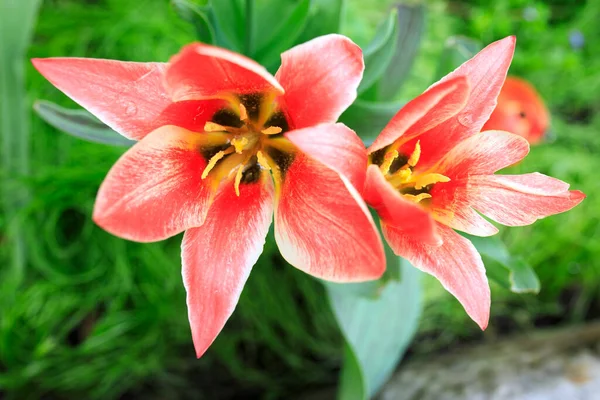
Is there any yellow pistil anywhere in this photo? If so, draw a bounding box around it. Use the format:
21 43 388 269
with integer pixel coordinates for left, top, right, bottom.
239 103 248 122
234 164 244 196
379 140 450 205
404 193 432 203
414 173 451 190
380 150 399 175
201 148 234 179
407 141 421 167
256 151 271 171
199 98 294 197
231 137 248 154
261 126 282 135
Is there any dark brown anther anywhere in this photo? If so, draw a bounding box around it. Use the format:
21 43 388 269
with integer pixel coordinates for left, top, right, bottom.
238 93 263 121
200 143 231 162
370 147 388 167
264 111 289 135
265 146 295 176
241 161 262 184
211 108 244 128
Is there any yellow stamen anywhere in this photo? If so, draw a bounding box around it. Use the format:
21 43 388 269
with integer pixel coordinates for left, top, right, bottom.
414 173 451 190
256 151 271 171
404 193 432 203
239 103 248 121
261 126 282 135
387 167 412 187
201 148 233 179
204 121 229 132
234 164 245 196
408 141 421 167
231 137 248 154
380 150 399 175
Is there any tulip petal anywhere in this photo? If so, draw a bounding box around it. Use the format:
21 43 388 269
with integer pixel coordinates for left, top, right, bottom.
363 165 441 245
383 222 490 329
93 125 217 242
285 123 367 192
435 130 530 178
415 36 515 168
165 42 284 101
368 76 470 154
426 130 530 236
275 34 364 129
467 173 585 226
435 36 515 133
430 180 499 237
32 58 172 140
274 155 385 282
182 175 274 358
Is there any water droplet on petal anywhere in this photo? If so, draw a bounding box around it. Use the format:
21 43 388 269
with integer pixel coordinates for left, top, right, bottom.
122 100 137 116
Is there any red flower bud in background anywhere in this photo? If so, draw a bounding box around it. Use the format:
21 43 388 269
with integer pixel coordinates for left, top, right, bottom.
482 76 551 144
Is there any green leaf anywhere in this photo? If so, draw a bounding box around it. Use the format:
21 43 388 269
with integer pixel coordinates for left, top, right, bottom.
375 3 425 101
171 0 216 44
0 0 42 286
468 235 541 294
358 9 399 94
33 101 135 147
210 0 245 52
253 0 311 69
435 36 483 80
298 0 344 43
338 342 366 400
340 99 404 144
328 259 422 399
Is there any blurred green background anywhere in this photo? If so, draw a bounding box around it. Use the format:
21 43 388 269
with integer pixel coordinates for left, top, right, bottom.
1 0 598 398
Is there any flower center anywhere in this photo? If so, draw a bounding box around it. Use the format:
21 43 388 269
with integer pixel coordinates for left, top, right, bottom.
374 141 450 204
199 93 294 195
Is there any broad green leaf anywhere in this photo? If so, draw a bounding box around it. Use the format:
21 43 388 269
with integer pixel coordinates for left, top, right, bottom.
358 9 399 94
253 0 311 69
210 0 245 52
171 0 216 44
435 36 483 80
328 259 422 399
340 99 404 145
375 3 425 101
298 0 344 43
338 342 366 400
468 234 541 294
33 101 135 147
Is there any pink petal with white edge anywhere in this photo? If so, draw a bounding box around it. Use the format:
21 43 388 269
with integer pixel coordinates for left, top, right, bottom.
435 130 530 178
276 34 364 129
182 175 274 358
363 165 441 246
368 76 470 154
433 36 516 135
415 36 516 169
165 42 283 102
467 174 585 226
32 58 170 140
285 123 367 193
274 154 385 282
429 180 499 237
93 125 216 242
383 222 490 330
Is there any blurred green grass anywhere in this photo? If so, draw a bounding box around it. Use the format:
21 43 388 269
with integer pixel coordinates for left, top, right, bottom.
1 0 599 398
